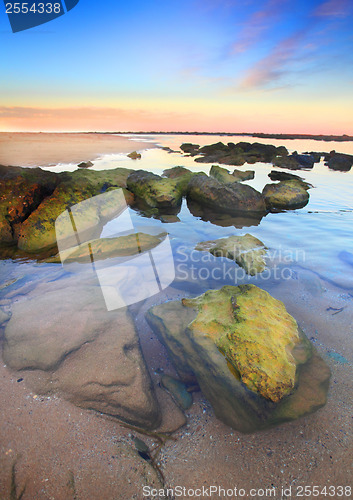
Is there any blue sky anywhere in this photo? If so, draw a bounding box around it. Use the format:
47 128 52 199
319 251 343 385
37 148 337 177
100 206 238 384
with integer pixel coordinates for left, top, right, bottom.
1 0 353 133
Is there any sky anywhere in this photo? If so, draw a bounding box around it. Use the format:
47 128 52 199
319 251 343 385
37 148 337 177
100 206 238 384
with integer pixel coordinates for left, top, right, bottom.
1 0 353 134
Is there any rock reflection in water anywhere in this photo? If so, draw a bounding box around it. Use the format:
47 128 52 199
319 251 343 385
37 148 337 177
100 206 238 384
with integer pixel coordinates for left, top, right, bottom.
187 199 266 228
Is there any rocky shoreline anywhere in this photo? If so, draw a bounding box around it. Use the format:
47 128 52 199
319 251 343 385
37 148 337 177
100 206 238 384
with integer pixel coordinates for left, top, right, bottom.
0 140 334 435
1 138 352 497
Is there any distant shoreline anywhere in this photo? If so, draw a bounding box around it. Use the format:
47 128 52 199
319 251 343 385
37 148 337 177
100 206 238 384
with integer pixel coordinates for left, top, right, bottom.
1 131 353 142
93 131 353 142
0 132 153 167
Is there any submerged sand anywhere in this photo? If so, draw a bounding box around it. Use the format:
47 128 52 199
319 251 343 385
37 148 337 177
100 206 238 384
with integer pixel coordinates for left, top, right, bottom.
0 133 153 167
0 275 352 499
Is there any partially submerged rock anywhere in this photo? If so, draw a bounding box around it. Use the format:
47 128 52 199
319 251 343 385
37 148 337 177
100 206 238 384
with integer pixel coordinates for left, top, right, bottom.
232 168 255 182
47 232 167 264
127 151 142 160
3 279 161 429
127 170 185 210
268 170 305 182
191 141 287 166
325 151 353 171
262 180 310 210
180 143 200 155
273 153 315 170
0 165 59 246
161 374 193 410
0 165 134 253
195 233 267 275
187 174 266 215
78 161 94 169
210 165 254 184
17 182 134 253
146 285 330 433
162 166 195 192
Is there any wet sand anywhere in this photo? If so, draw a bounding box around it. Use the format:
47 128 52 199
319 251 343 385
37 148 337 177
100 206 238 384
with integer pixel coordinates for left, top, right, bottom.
0 133 154 167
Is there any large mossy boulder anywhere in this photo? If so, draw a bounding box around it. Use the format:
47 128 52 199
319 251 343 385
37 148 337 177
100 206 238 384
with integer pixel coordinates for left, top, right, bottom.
210 165 254 184
17 168 134 253
162 166 196 192
126 170 186 210
195 233 267 275
262 179 310 210
0 165 134 253
146 285 330 433
0 165 59 246
187 174 266 215
3 279 161 429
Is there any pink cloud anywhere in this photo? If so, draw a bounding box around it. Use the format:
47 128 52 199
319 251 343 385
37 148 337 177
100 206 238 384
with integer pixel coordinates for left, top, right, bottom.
232 0 288 54
314 0 351 18
236 30 306 90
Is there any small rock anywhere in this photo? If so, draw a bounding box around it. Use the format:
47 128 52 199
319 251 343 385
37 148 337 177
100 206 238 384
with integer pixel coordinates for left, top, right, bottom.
127 151 142 160
77 161 94 169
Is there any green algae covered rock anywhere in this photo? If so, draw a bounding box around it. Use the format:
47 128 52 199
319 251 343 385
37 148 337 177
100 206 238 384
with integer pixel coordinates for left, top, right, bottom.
182 286 310 403
0 165 134 253
127 170 186 209
0 165 59 246
47 232 167 264
210 165 254 184
146 285 330 433
262 179 310 210
195 233 267 275
232 168 255 182
162 166 196 192
17 168 134 253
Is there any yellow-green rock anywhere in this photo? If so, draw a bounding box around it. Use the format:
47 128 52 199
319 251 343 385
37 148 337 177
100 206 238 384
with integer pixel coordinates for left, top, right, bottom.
146 285 330 433
183 285 310 402
195 233 267 275
262 179 310 210
17 171 134 253
210 165 254 184
127 170 185 209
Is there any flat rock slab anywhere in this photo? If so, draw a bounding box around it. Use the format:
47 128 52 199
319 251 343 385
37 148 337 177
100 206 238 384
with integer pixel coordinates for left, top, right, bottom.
3 277 161 429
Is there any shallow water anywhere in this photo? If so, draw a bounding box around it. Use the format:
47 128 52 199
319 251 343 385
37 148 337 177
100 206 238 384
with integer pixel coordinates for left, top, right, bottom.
0 134 352 497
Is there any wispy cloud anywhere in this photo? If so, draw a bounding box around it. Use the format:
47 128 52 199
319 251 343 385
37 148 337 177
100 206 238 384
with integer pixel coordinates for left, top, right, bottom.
314 0 351 18
233 0 352 91
236 29 308 91
231 0 288 54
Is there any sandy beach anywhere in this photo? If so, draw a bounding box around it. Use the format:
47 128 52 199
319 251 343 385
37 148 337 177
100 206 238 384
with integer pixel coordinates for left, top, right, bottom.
0 133 153 167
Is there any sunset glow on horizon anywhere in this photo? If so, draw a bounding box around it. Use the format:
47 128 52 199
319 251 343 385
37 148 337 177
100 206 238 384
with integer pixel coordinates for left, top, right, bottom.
1 0 353 134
